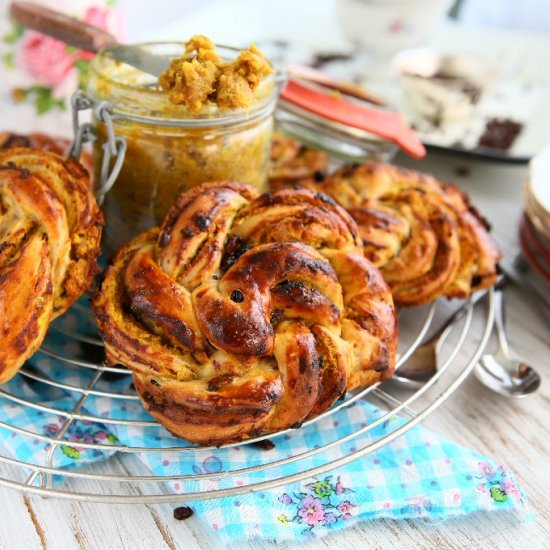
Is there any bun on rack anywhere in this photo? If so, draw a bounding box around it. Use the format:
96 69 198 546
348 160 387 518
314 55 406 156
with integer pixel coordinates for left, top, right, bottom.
269 132 330 190
0 132 93 174
94 182 397 445
299 162 501 306
0 148 103 384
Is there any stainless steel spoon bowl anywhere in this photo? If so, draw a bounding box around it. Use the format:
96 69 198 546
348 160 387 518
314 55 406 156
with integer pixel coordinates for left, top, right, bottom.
474 287 541 398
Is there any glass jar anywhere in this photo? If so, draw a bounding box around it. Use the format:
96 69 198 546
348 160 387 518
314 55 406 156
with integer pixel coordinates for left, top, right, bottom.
87 42 278 254
276 85 398 163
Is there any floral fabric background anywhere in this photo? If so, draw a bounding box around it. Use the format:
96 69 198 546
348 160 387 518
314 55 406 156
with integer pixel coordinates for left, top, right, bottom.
0 0 125 136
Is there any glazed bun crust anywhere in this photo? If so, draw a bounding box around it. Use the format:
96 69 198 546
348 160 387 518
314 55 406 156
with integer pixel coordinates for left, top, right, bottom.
269 132 330 190
0 148 103 384
0 132 92 175
301 162 500 306
94 182 397 445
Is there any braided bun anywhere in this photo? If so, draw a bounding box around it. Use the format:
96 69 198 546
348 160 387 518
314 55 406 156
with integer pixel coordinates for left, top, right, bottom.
302 162 500 306
0 132 92 174
269 132 330 191
0 148 103 383
94 182 397 445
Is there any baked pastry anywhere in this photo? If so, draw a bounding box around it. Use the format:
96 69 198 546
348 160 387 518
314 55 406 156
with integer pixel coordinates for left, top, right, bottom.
301 162 500 306
0 132 93 174
0 148 103 384
269 132 330 191
94 182 397 445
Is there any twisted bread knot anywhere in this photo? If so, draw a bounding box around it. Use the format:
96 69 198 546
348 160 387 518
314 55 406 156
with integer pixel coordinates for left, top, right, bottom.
94 182 397 445
303 163 500 306
0 132 92 173
0 148 103 384
269 133 330 190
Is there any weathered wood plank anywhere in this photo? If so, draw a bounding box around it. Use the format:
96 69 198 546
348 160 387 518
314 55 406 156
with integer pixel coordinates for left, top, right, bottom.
0 463 44 550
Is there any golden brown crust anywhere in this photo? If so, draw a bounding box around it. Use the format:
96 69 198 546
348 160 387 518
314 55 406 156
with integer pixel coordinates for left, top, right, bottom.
93 182 397 445
300 162 500 306
269 133 330 190
0 148 103 384
0 132 93 175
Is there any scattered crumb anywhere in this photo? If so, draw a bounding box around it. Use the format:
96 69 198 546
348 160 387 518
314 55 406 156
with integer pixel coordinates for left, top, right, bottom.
310 52 352 70
173 506 194 520
251 439 276 450
454 166 471 177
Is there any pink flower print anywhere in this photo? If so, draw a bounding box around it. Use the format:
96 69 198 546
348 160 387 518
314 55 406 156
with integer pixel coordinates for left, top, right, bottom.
389 18 405 34
84 6 110 29
502 480 522 502
479 461 495 480
335 480 345 495
18 32 79 88
80 5 126 60
297 495 325 527
477 482 488 494
337 500 356 519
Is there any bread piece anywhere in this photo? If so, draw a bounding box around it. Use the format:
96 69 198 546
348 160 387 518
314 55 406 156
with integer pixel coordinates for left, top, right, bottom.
0 132 93 175
0 148 103 383
300 162 500 306
94 182 397 445
269 132 330 191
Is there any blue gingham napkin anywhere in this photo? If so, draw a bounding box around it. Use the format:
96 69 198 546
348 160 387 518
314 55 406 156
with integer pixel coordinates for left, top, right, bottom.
0 301 528 542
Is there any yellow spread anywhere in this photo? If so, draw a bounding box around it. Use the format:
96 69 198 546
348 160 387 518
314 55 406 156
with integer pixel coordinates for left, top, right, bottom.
159 35 273 113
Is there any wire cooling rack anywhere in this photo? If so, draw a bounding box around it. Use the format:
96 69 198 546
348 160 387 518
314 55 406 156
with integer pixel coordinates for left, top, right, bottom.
0 291 495 503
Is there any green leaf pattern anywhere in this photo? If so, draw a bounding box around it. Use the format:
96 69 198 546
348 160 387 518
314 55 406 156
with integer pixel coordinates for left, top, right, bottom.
1 2 120 115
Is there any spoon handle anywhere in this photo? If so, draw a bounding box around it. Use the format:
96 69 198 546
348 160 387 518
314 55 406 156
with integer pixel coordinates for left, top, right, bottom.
10 1 117 53
424 274 506 346
493 288 511 357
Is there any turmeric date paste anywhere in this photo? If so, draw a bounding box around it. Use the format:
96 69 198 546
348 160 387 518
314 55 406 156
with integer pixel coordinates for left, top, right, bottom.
87 37 276 254
159 35 273 113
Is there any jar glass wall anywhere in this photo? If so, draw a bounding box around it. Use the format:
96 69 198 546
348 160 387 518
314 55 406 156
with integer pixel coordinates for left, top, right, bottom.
87 42 277 254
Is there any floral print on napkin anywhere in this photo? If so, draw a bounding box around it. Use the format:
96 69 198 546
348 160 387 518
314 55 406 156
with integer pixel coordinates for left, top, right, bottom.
1 0 124 115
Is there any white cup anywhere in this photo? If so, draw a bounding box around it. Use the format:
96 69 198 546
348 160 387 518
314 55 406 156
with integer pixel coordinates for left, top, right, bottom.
335 0 452 57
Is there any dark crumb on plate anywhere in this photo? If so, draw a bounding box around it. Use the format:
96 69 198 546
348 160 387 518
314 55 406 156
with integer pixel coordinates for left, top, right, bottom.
251 439 276 450
454 165 471 177
477 118 523 151
173 506 194 520
310 52 352 69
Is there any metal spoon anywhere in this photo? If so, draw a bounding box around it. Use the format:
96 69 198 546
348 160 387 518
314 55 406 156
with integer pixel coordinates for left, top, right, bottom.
392 282 499 388
474 287 541 397
10 1 170 78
